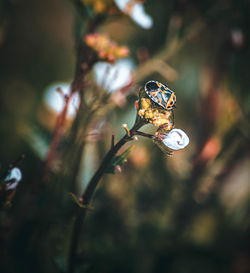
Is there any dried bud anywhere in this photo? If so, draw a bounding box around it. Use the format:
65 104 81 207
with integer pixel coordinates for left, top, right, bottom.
137 88 174 129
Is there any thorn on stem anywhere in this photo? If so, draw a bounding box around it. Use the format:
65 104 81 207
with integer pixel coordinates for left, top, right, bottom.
111 135 115 148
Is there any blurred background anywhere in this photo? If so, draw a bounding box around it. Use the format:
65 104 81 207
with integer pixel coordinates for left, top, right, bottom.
1 0 250 272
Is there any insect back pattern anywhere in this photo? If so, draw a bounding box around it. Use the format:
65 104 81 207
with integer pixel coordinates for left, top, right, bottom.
145 80 176 110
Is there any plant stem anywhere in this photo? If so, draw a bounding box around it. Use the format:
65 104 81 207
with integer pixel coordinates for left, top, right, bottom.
134 130 154 139
67 119 144 273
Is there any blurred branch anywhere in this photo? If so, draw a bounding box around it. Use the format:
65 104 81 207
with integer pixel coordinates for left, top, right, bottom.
44 3 106 190
44 94 72 179
167 28 235 240
135 21 204 83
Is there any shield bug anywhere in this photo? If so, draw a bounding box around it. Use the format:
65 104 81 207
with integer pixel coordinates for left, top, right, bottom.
144 80 176 110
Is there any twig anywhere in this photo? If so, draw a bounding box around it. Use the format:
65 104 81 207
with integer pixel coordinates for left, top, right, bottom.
43 94 71 179
135 21 204 83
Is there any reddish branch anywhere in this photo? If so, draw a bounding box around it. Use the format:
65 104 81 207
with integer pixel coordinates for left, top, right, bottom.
44 93 72 178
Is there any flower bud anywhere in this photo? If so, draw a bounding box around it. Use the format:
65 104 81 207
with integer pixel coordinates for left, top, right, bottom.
162 129 189 150
4 167 22 190
85 33 129 62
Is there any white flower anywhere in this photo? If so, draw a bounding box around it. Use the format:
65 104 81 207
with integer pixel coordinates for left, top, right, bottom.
4 167 22 190
115 0 153 29
44 83 80 118
162 128 189 150
94 59 135 93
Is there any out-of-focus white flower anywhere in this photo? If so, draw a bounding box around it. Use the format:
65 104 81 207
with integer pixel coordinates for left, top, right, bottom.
231 28 244 48
115 0 153 29
4 167 22 190
94 59 135 92
44 83 80 118
162 128 189 150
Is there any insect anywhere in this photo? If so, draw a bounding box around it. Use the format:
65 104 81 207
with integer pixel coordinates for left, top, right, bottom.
144 80 176 110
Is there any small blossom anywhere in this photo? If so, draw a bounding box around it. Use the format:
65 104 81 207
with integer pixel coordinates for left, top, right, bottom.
115 0 153 29
94 59 134 93
4 167 22 190
160 129 189 150
85 33 129 62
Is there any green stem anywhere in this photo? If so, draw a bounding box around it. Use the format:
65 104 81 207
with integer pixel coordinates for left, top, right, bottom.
67 119 144 273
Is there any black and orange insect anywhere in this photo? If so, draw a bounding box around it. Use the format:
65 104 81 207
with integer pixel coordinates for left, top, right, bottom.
144 80 176 110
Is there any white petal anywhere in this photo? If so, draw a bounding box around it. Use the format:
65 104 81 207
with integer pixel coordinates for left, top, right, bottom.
94 59 135 93
162 128 189 150
114 0 128 10
5 167 22 190
131 4 153 29
115 0 153 29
